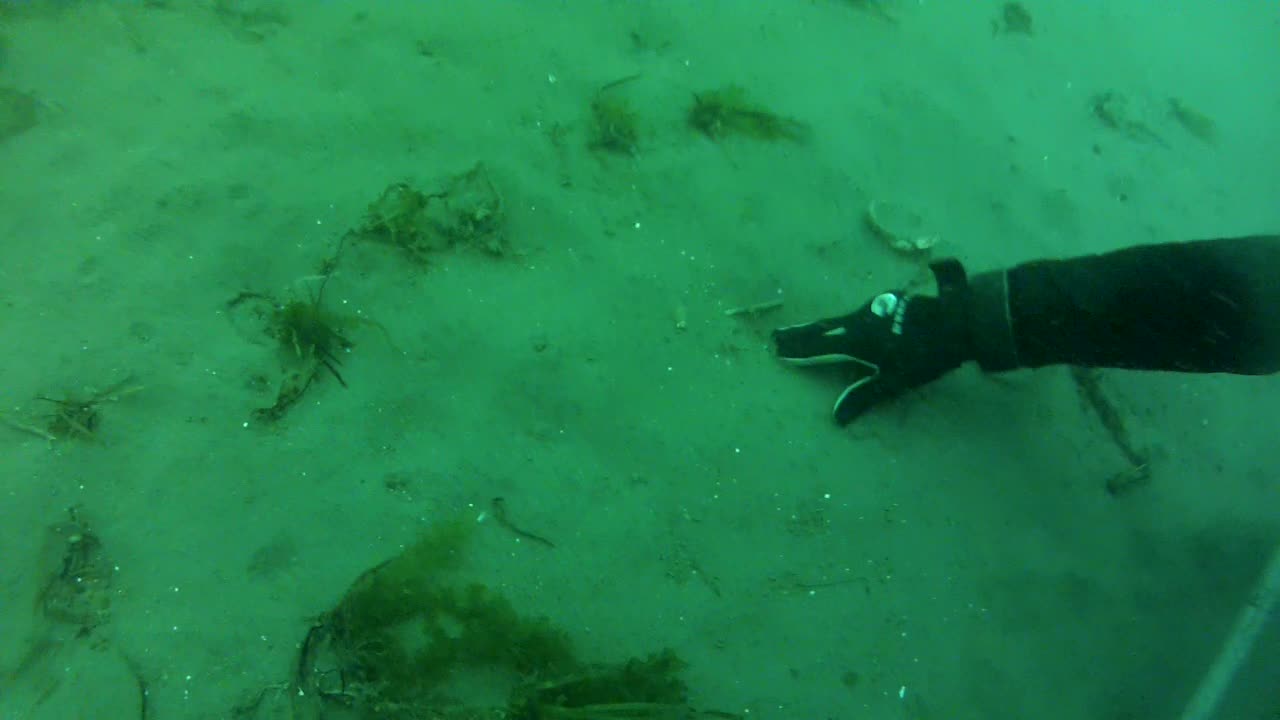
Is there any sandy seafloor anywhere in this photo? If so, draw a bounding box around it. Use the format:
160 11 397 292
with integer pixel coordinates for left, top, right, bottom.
1 2 1278 718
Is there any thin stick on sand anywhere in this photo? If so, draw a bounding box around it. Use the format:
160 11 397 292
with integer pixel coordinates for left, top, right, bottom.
723 298 784 318
1 413 57 441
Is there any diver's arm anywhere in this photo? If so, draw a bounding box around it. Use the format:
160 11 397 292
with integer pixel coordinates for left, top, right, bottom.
775 235 1280 424
970 235 1280 375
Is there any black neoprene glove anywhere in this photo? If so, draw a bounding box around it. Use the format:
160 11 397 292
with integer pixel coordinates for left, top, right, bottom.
772 259 976 424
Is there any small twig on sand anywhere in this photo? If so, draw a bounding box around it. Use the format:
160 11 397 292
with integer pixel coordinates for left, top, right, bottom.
723 298 784 318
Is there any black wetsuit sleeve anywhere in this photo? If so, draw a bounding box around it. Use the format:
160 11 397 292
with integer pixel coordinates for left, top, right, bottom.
967 235 1280 375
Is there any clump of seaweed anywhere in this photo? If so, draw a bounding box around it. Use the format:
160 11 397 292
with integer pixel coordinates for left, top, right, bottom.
269 282 353 388
1168 97 1216 144
0 86 41 145
38 506 115 631
267 520 742 720
506 650 692 720
589 75 642 156
358 182 449 264
295 521 577 714
840 0 897 24
992 1 1033 35
687 85 809 143
358 162 507 264
1090 91 1168 147
2 375 142 442
212 0 289 43
227 243 394 422
253 285 352 422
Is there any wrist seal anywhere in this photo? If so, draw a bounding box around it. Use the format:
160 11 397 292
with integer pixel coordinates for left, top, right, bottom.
967 269 1020 371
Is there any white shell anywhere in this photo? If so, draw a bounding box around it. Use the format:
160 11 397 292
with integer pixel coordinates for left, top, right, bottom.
865 200 940 256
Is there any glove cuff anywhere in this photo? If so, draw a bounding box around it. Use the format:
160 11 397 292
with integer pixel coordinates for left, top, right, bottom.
967 269 1021 371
